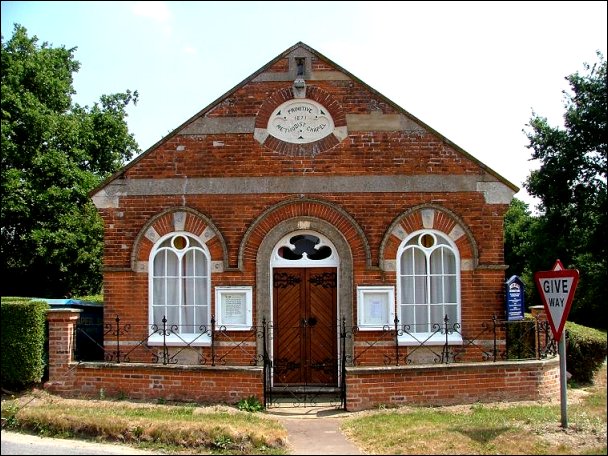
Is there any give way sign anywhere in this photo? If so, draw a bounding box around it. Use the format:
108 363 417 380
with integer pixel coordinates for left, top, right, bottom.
534 259 579 341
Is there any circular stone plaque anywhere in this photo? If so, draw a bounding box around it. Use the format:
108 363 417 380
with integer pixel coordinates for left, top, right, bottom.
267 99 335 144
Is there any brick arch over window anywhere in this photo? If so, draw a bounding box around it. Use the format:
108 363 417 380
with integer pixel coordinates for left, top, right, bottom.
254 86 348 155
239 197 371 271
131 207 228 273
379 204 478 272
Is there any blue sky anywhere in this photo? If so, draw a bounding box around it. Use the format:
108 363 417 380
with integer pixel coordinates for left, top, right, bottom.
2 1 607 208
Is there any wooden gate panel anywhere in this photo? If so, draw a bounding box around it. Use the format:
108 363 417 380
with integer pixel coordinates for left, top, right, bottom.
307 269 337 384
273 269 304 384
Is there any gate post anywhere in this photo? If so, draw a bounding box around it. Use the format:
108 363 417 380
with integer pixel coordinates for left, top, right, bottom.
262 318 271 408
530 305 546 359
44 308 82 394
340 316 347 410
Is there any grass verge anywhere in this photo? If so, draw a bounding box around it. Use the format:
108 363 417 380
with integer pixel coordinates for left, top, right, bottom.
1 393 287 454
340 362 607 455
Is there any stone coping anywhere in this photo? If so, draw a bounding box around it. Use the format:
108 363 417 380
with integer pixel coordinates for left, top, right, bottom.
70 361 263 372
346 356 559 373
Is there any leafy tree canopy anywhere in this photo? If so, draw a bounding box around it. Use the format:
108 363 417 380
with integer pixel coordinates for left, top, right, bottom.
515 51 607 328
1 24 140 297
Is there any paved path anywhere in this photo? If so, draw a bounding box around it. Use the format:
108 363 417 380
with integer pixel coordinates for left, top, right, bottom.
0 430 157 455
266 404 363 455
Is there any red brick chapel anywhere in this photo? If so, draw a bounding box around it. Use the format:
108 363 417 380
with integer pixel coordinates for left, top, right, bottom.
45 42 560 410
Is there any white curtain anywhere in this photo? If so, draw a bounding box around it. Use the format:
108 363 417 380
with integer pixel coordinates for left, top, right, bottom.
399 233 458 333
151 235 209 335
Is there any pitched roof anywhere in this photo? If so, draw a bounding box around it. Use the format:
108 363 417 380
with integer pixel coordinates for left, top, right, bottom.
91 41 519 195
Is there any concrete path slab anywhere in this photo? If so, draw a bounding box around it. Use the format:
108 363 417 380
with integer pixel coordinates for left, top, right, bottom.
265 404 363 455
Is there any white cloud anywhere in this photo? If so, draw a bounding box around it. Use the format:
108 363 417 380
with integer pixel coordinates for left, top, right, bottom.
131 1 172 23
131 1 173 37
182 45 197 55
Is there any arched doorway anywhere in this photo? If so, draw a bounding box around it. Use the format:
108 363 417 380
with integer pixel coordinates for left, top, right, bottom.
254 216 354 400
271 231 339 387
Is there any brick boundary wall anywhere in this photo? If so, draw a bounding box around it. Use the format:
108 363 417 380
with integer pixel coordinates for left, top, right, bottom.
45 309 263 405
345 358 560 411
60 363 263 404
46 309 559 410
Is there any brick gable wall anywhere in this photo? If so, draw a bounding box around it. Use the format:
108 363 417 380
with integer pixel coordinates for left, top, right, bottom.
84 44 521 407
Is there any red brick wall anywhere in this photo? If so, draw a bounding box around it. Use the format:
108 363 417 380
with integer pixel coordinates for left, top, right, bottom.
101 194 503 268
346 358 560 411
46 309 81 391
46 310 559 410
101 194 507 327
69 364 263 405
45 310 263 405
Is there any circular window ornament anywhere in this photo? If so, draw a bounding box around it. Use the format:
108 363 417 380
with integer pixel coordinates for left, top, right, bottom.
267 99 335 144
172 235 188 250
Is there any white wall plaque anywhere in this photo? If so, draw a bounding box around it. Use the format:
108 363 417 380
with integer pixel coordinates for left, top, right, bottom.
267 99 334 144
357 286 395 330
215 286 253 330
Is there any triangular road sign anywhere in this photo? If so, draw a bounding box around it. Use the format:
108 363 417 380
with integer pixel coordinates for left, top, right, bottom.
534 259 579 341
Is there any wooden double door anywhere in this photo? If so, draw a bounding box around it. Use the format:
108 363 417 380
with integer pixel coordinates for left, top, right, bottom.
272 267 337 386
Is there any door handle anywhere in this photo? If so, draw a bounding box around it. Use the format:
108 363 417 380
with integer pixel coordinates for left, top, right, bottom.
302 316 317 327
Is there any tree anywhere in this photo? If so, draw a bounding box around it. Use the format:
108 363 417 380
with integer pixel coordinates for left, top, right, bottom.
503 198 538 305
504 198 535 278
523 51 607 328
1 24 139 297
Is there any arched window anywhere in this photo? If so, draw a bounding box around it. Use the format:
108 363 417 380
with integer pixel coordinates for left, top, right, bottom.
149 232 210 344
397 230 461 344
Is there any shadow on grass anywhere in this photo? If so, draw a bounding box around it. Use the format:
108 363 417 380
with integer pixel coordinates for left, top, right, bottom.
451 426 512 444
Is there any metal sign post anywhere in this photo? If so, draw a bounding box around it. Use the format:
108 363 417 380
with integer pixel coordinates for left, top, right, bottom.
558 336 568 427
534 259 579 428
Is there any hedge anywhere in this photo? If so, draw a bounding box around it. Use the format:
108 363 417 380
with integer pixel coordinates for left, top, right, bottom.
1 298 49 389
565 320 607 384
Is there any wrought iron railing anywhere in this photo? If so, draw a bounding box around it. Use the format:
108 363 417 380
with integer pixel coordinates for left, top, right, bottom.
344 314 557 367
74 315 261 366
74 313 557 366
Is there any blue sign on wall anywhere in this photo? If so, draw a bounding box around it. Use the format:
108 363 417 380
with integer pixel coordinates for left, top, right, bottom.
505 275 525 321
